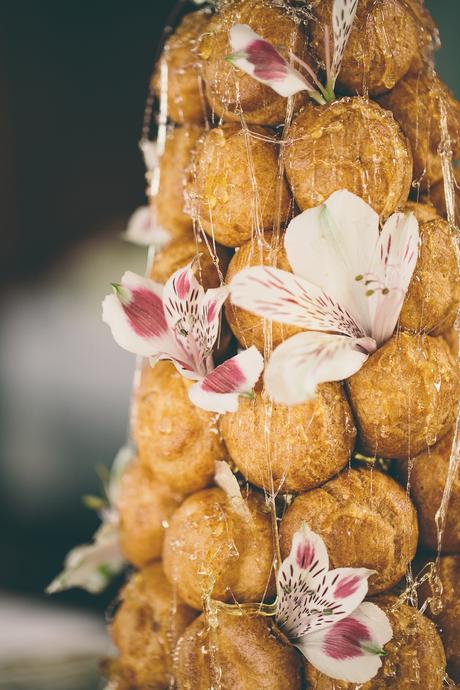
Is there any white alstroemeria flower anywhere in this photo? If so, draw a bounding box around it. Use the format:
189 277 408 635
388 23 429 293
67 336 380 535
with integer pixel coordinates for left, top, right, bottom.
46 446 133 595
46 523 124 595
102 262 263 414
230 190 419 405
226 0 359 103
276 524 392 684
123 206 171 248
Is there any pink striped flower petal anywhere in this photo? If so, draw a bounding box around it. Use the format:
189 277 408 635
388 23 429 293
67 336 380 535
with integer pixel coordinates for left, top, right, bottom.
277 526 373 640
288 566 374 640
197 285 230 356
265 331 375 405
284 190 380 335
162 264 229 375
297 602 392 683
230 266 365 338
368 212 419 346
330 0 359 87
102 271 178 358
162 263 208 373
188 346 264 413
277 524 329 635
227 24 310 98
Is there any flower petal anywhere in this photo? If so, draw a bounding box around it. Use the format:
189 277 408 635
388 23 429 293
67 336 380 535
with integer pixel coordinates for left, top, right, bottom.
330 0 359 86
368 212 419 345
277 525 375 640
46 525 125 595
102 271 178 358
291 567 374 639
230 266 365 337
264 331 375 405
277 524 329 633
188 346 264 413
215 460 252 521
123 206 171 248
162 263 208 367
199 285 230 356
298 602 393 684
284 190 380 334
227 24 310 97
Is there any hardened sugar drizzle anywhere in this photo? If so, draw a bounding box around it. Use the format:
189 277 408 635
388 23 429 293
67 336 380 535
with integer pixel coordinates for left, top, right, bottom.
431 86 460 607
123 0 460 686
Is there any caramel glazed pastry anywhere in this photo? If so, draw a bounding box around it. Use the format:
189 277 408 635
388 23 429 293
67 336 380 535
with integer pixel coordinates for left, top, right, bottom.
99 1 460 689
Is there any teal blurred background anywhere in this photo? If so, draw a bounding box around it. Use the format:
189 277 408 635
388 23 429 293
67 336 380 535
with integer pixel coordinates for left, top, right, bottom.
428 1 460 96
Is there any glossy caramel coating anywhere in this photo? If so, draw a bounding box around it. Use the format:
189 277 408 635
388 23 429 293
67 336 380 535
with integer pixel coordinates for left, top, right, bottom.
149 237 233 361
284 98 412 218
108 563 196 690
400 218 460 334
443 327 460 358
423 556 460 683
153 125 204 239
149 235 230 289
305 595 446 689
347 333 460 460
280 468 418 595
404 0 438 52
378 71 460 191
224 233 302 350
398 432 460 552
134 362 226 495
403 199 440 224
189 124 292 247
152 10 210 124
162 487 275 610
199 0 306 125
220 383 356 494
309 0 423 96
118 459 183 568
174 610 302 690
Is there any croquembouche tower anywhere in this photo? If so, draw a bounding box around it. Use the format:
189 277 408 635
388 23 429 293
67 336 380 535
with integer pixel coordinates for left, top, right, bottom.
49 0 460 687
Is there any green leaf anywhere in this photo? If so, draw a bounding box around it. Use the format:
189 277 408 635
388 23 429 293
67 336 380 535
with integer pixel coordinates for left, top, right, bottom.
361 643 387 657
98 564 113 581
82 495 106 511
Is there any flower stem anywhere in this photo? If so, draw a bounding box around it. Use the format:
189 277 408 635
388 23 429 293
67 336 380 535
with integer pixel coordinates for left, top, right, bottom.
308 90 327 106
290 51 328 100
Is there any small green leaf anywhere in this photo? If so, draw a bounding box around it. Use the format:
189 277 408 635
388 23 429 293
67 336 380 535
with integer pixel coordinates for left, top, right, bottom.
361 643 387 657
97 564 113 581
95 464 111 500
354 453 377 465
82 495 106 511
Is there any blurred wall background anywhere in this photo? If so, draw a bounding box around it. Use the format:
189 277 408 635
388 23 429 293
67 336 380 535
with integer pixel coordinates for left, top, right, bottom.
0 0 458 616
